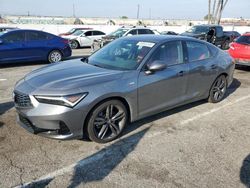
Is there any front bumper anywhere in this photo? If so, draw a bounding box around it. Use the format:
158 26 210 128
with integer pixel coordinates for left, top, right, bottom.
235 59 250 66
14 94 88 140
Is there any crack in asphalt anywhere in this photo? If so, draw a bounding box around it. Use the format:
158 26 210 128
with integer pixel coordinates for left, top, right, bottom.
1 153 24 186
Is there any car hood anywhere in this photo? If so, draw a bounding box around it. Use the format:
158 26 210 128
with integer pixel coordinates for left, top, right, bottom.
23 60 124 94
102 35 118 40
63 35 78 40
180 32 205 38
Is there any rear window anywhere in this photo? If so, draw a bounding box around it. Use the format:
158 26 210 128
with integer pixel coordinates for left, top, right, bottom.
26 31 50 41
236 36 250 45
186 41 210 62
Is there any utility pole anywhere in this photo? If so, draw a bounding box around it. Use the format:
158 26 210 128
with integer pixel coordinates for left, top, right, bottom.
211 0 217 23
137 4 140 19
73 3 76 18
208 0 211 24
149 8 151 19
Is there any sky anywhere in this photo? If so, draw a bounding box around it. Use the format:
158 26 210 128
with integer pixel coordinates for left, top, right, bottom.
1 0 249 19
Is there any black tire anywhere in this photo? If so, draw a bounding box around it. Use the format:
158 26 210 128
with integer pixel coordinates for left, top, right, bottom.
208 75 227 103
48 50 62 63
86 100 128 143
70 40 79 49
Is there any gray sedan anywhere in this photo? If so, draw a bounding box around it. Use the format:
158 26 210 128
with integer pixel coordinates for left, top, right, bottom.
14 35 235 143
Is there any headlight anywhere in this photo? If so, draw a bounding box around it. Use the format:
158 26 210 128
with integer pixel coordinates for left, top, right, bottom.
34 93 88 108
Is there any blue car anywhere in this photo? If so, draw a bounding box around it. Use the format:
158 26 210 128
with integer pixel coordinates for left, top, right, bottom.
0 29 72 64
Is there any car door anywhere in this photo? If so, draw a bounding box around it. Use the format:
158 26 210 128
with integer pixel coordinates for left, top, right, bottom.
0 31 26 62
185 41 218 100
79 31 93 46
25 31 50 60
138 40 189 117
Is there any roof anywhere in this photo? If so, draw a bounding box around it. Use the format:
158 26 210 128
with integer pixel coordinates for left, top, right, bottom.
120 34 200 43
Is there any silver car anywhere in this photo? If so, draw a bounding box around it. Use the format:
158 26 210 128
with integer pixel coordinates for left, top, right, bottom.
14 35 234 143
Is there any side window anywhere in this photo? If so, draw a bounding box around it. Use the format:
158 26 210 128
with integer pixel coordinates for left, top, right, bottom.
26 31 48 41
84 31 92 36
145 29 154 34
149 41 184 66
138 29 148 34
93 31 105 35
3 32 25 43
186 41 210 62
216 27 223 37
127 29 137 35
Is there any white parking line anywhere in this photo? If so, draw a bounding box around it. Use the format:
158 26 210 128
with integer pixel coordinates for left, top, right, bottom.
15 94 250 187
0 79 7 81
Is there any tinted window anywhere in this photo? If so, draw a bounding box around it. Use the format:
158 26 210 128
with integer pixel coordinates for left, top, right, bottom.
186 41 210 62
127 29 137 35
138 29 154 34
216 27 223 37
84 31 92 36
149 41 183 66
93 31 105 35
236 36 250 45
26 31 49 41
3 32 25 43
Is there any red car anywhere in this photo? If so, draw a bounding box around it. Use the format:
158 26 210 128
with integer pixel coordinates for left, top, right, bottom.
228 33 250 66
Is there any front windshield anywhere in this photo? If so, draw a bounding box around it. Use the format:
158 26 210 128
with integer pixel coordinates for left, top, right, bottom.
236 36 250 45
72 30 84 36
88 39 155 70
109 29 129 38
69 28 76 33
187 26 209 34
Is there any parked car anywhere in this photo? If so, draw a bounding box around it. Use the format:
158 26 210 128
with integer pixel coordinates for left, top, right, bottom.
181 25 231 50
100 26 157 46
228 33 250 66
0 29 71 64
58 28 93 37
224 31 241 42
63 30 106 49
0 26 18 33
161 31 178 35
14 35 234 143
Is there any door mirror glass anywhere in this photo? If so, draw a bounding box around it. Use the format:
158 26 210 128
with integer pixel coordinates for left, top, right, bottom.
146 60 166 74
127 34 133 37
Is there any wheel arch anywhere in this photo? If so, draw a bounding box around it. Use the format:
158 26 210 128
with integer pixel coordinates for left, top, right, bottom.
82 96 132 139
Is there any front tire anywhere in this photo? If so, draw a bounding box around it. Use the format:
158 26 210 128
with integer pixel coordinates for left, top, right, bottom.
86 100 128 143
208 75 227 103
222 40 230 50
48 50 62 63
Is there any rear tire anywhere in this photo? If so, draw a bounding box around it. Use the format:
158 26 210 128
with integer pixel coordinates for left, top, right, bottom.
48 50 62 63
86 100 128 143
208 75 227 103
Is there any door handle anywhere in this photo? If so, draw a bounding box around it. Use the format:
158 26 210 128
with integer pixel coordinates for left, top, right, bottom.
178 71 185 77
211 64 217 69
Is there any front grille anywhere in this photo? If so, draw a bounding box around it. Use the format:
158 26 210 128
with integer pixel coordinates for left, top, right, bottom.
14 92 32 108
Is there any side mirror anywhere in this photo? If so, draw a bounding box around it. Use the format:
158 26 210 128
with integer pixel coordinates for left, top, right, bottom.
126 34 133 36
80 34 86 37
145 60 166 75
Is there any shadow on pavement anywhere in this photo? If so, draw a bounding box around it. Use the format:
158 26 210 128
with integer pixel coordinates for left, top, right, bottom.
236 65 250 72
224 78 241 98
68 127 150 187
0 101 14 115
24 178 54 188
240 154 250 187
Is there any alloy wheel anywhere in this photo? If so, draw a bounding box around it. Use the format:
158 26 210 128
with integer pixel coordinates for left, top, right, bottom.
49 51 62 63
210 76 227 102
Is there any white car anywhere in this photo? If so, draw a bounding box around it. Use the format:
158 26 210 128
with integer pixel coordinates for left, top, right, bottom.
64 30 106 49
